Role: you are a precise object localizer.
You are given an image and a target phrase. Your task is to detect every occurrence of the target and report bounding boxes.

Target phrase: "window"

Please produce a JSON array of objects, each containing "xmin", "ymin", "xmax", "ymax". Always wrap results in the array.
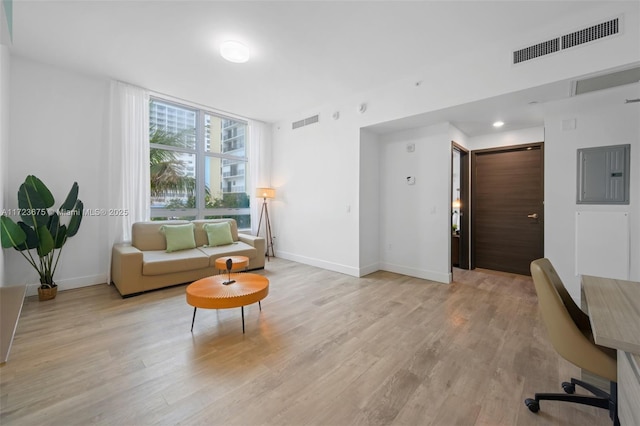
[{"xmin": 149, "ymin": 98, "xmax": 250, "ymax": 228}]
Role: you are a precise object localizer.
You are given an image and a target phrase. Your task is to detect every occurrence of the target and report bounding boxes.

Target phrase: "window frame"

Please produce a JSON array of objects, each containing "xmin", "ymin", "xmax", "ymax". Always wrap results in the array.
[{"xmin": 149, "ymin": 96, "xmax": 250, "ymax": 228}]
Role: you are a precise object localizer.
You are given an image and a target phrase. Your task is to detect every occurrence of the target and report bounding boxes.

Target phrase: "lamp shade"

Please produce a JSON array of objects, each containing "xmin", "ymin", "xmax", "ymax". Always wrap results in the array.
[{"xmin": 256, "ymin": 187, "xmax": 276, "ymax": 199}]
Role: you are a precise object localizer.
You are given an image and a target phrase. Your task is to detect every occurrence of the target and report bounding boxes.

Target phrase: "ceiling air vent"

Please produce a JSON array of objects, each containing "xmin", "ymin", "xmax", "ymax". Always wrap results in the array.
[
  {"xmin": 292, "ymin": 114, "xmax": 319, "ymax": 130},
  {"xmin": 513, "ymin": 16, "xmax": 622, "ymax": 64},
  {"xmin": 562, "ymin": 17, "xmax": 619, "ymax": 49}
]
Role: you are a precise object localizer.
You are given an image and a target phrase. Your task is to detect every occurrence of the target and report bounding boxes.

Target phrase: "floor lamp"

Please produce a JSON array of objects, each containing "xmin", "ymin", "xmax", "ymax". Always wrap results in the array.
[{"xmin": 256, "ymin": 187, "xmax": 275, "ymax": 260}]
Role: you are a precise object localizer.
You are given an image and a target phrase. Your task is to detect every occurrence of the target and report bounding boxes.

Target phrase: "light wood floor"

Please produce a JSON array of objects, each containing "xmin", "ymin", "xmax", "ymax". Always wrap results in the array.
[{"xmin": 1, "ymin": 259, "xmax": 611, "ymax": 425}]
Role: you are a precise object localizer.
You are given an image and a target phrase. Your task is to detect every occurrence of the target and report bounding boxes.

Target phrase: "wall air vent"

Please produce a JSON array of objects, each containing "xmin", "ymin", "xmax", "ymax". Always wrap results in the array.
[
  {"xmin": 513, "ymin": 38, "xmax": 560, "ymax": 64},
  {"xmin": 292, "ymin": 114, "xmax": 319, "ymax": 130},
  {"xmin": 304, "ymin": 115, "xmax": 319, "ymax": 126},
  {"xmin": 573, "ymin": 66, "xmax": 640, "ymax": 96},
  {"xmin": 513, "ymin": 16, "xmax": 622, "ymax": 65},
  {"xmin": 562, "ymin": 18, "xmax": 619, "ymax": 49}
]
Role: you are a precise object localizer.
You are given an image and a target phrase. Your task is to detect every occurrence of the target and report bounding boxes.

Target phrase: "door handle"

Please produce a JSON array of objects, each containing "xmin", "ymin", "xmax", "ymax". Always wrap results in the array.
[{"xmin": 527, "ymin": 213, "xmax": 539, "ymax": 219}]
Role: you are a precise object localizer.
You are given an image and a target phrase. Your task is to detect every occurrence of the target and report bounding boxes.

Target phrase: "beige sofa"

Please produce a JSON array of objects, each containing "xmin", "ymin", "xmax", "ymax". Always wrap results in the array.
[{"xmin": 111, "ymin": 219, "xmax": 265, "ymax": 297}]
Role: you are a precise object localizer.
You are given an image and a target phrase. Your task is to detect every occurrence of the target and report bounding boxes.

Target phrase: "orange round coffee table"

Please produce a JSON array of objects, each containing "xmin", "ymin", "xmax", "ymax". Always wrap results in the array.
[
  {"xmin": 214, "ymin": 255, "xmax": 249, "ymax": 273},
  {"xmin": 186, "ymin": 273, "xmax": 269, "ymax": 333}
]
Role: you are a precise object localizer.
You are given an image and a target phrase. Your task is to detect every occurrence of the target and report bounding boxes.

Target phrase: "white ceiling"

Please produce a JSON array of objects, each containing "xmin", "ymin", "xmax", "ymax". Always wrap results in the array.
[
  {"xmin": 7, "ymin": 1, "xmax": 633, "ymax": 131},
  {"xmin": 366, "ymin": 79, "xmax": 572, "ymax": 135}
]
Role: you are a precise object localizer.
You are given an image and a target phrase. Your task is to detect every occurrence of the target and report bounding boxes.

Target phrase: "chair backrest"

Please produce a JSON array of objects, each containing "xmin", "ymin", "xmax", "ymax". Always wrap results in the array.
[
  {"xmin": 535, "ymin": 258, "xmax": 591, "ymax": 332},
  {"xmin": 530, "ymin": 258, "xmax": 617, "ymax": 382}
]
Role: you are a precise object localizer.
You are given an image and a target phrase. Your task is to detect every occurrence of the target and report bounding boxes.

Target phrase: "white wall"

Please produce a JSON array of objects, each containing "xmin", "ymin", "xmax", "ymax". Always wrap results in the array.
[
  {"xmin": 449, "ymin": 126, "xmax": 469, "ymax": 151},
  {"xmin": 544, "ymin": 83, "xmax": 640, "ymax": 304},
  {"xmin": 359, "ymin": 122, "xmax": 469, "ymax": 282},
  {"xmin": 0, "ymin": 44, "xmax": 9, "ymax": 285},
  {"xmin": 468, "ymin": 127, "xmax": 544, "ymax": 151},
  {"xmin": 271, "ymin": 2, "xmax": 638, "ymax": 277},
  {"xmin": 270, "ymin": 110, "xmax": 362, "ymax": 275},
  {"xmin": 359, "ymin": 129, "xmax": 380, "ymax": 275},
  {"xmin": 7, "ymin": 57, "xmax": 110, "ymax": 294},
  {"xmin": 377, "ymin": 123, "xmax": 452, "ymax": 283}
]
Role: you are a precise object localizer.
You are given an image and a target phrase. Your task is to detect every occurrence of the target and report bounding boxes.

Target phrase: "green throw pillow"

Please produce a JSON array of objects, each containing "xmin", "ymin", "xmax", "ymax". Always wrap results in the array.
[
  {"xmin": 204, "ymin": 222, "xmax": 234, "ymax": 247},
  {"xmin": 160, "ymin": 223, "xmax": 196, "ymax": 252}
]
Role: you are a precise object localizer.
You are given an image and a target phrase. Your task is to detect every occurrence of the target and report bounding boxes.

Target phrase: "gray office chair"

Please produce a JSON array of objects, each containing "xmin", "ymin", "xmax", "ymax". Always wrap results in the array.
[{"xmin": 525, "ymin": 258, "xmax": 619, "ymax": 425}]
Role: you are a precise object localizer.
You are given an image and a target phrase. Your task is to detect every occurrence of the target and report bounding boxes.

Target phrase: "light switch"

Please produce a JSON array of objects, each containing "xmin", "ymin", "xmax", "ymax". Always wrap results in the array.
[{"xmin": 562, "ymin": 118, "xmax": 577, "ymax": 131}]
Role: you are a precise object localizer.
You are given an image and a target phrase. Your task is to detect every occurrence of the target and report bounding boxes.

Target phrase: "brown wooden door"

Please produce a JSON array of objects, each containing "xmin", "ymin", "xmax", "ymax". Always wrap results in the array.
[{"xmin": 471, "ymin": 143, "xmax": 544, "ymax": 275}]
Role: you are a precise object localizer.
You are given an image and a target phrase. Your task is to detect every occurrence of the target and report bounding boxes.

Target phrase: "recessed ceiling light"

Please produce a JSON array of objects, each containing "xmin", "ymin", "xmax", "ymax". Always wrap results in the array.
[
  {"xmin": 493, "ymin": 121, "xmax": 505, "ymax": 128},
  {"xmin": 220, "ymin": 40, "xmax": 250, "ymax": 63}
]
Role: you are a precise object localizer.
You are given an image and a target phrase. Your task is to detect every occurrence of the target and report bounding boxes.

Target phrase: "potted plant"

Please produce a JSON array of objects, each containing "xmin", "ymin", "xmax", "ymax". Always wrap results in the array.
[{"xmin": 0, "ymin": 175, "xmax": 83, "ymax": 301}]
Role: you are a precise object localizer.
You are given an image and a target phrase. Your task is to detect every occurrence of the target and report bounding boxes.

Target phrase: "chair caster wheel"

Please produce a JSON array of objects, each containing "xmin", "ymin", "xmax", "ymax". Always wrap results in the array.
[
  {"xmin": 562, "ymin": 382, "xmax": 576, "ymax": 394},
  {"xmin": 525, "ymin": 398, "xmax": 540, "ymax": 413}
]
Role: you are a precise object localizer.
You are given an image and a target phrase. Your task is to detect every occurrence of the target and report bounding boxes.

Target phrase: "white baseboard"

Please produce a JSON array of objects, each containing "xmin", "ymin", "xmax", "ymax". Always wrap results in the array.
[
  {"xmin": 275, "ymin": 250, "xmax": 360, "ymax": 277},
  {"xmin": 378, "ymin": 262, "xmax": 451, "ymax": 284},
  {"xmin": 358, "ymin": 262, "xmax": 380, "ymax": 277},
  {"xmin": 272, "ymin": 254, "xmax": 450, "ymax": 284},
  {"xmin": 25, "ymin": 273, "xmax": 108, "ymax": 296}
]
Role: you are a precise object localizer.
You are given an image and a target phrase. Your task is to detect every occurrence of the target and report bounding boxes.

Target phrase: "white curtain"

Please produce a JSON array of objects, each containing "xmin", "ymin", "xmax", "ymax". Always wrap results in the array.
[
  {"xmin": 248, "ymin": 120, "xmax": 272, "ymax": 235},
  {"xmin": 106, "ymin": 81, "xmax": 150, "ymax": 283}
]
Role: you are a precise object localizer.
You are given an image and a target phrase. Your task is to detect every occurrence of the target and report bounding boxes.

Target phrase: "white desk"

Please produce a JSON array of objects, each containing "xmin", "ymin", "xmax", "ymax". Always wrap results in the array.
[{"xmin": 582, "ymin": 275, "xmax": 640, "ymax": 426}]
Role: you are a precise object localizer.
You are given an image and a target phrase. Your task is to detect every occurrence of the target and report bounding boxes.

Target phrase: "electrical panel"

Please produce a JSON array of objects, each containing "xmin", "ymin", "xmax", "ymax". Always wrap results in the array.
[{"xmin": 577, "ymin": 144, "xmax": 630, "ymax": 204}]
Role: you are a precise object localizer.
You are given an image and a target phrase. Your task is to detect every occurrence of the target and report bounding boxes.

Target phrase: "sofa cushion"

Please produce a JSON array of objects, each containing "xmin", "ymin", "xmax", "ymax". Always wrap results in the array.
[
  {"xmin": 198, "ymin": 242, "xmax": 257, "ymax": 267},
  {"xmin": 161, "ymin": 223, "xmax": 196, "ymax": 252},
  {"xmin": 193, "ymin": 219, "xmax": 238, "ymax": 247},
  {"xmin": 203, "ymin": 222, "xmax": 234, "ymax": 247},
  {"xmin": 132, "ymin": 220, "xmax": 189, "ymax": 251},
  {"xmin": 142, "ymin": 249, "xmax": 209, "ymax": 276}
]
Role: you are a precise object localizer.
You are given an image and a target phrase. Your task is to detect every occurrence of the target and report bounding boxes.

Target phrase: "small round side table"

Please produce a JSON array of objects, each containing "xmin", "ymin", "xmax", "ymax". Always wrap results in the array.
[{"xmin": 214, "ymin": 255, "xmax": 249, "ymax": 274}]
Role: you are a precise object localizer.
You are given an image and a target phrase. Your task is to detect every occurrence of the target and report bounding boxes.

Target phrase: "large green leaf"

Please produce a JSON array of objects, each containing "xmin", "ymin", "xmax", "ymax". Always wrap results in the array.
[
  {"xmin": 24, "ymin": 175, "xmax": 55, "ymax": 208},
  {"xmin": 48, "ymin": 212, "xmax": 60, "ymax": 233},
  {"xmin": 0, "ymin": 216, "xmax": 26, "ymax": 248},
  {"xmin": 16, "ymin": 222, "xmax": 38, "ymax": 250},
  {"xmin": 36, "ymin": 226, "xmax": 54, "ymax": 257},
  {"xmin": 18, "ymin": 183, "xmax": 50, "ymax": 228},
  {"xmin": 53, "ymin": 225, "xmax": 67, "ymax": 249},
  {"xmin": 59, "ymin": 182, "xmax": 79, "ymax": 211},
  {"xmin": 67, "ymin": 199, "xmax": 83, "ymax": 237},
  {"xmin": 47, "ymin": 213, "xmax": 65, "ymax": 248}
]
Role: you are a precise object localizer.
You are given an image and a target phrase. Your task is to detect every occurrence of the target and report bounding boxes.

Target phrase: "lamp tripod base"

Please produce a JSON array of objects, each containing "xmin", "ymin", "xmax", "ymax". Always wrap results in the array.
[{"xmin": 257, "ymin": 198, "xmax": 275, "ymax": 260}]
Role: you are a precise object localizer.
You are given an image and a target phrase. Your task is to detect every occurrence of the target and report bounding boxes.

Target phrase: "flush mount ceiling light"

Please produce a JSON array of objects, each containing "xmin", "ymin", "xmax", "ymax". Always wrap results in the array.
[
  {"xmin": 493, "ymin": 121, "xmax": 505, "ymax": 128},
  {"xmin": 220, "ymin": 40, "xmax": 250, "ymax": 63}
]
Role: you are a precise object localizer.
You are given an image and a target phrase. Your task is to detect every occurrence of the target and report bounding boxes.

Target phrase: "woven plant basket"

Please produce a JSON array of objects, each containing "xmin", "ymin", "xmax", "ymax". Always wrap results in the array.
[{"xmin": 38, "ymin": 286, "xmax": 58, "ymax": 301}]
